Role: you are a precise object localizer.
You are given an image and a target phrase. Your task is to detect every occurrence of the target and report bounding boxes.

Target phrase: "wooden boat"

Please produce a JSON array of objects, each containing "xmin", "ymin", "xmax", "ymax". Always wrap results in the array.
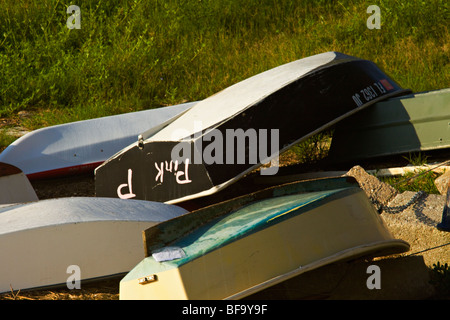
[
  {"xmin": 119, "ymin": 177, "xmax": 410, "ymax": 300},
  {"xmin": 0, "ymin": 102, "xmax": 195, "ymax": 180},
  {"xmin": 96, "ymin": 51, "xmax": 410, "ymax": 204},
  {"xmin": 0, "ymin": 197, "xmax": 187, "ymax": 293},
  {"xmin": 328, "ymin": 88, "xmax": 450, "ymax": 163}
]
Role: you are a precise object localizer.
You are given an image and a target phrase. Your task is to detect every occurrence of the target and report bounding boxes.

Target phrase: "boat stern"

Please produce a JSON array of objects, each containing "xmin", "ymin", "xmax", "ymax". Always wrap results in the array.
[{"xmin": 119, "ymin": 258, "xmax": 189, "ymax": 300}]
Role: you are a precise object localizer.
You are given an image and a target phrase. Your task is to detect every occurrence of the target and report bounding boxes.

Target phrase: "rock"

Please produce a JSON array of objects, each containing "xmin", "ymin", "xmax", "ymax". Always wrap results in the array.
[
  {"xmin": 435, "ymin": 170, "xmax": 450, "ymax": 195},
  {"xmin": 346, "ymin": 165, "xmax": 398, "ymax": 208}
]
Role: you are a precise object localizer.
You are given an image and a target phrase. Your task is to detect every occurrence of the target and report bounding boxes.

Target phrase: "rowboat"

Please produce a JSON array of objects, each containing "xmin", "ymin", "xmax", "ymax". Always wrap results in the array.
[
  {"xmin": 328, "ymin": 88, "xmax": 450, "ymax": 163},
  {"xmin": 0, "ymin": 102, "xmax": 195, "ymax": 180},
  {"xmin": 0, "ymin": 197, "xmax": 187, "ymax": 293},
  {"xmin": 0, "ymin": 162, "xmax": 38, "ymax": 204},
  {"xmin": 119, "ymin": 177, "xmax": 409, "ymax": 300},
  {"xmin": 95, "ymin": 51, "xmax": 410, "ymax": 204}
]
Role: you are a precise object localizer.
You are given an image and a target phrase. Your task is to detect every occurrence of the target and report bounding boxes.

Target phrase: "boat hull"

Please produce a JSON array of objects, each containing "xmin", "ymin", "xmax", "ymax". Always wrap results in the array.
[
  {"xmin": 0, "ymin": 162, "xmax": 38, "ymax": 204},
  {"xmin": 0, "ymin": 102, "xmax": 195, "ymax": 180},
  {"xmin": 96, "ymin": 52, "xmax": 410, "ymax": 204},
  {"xmin": 120, "ymin": 179, "xmax": 409, "ymax": 300},
  {"xmin": 329, "ymin": 88, "xmax": 450, "ymax": 162},
  {"xmin": 0, "ymin": 197, "xmax": 187, "ymax": 293}
]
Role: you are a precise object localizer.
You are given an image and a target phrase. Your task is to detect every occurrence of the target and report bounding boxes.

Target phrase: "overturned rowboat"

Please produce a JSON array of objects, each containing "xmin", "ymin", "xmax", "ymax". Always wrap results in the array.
[
  {"xmin": 119, "ymin": 177, "xmax": 409, "ymax": 300},
  {"xmin": 328, "ymin": 88, "xmax": 450, "ymax": 163},
  {"xmin": 0, "ymin": 162, "xmax": 38, "ymax": 204},
  {"xmin": 0, "ymin": 102, "xmax": 194, "ymax": 180},
  {"xmin": 0, "ymin": 197, "xmax": 187, "ymax": 293},
  {"xmin": 95, "ymin": 51, "xmax": 410, "ymax": 204}
]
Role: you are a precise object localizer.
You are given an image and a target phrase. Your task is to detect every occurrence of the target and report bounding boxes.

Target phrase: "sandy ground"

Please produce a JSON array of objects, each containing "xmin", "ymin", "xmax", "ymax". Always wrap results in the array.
[{"xmin": 348, "ymin": 166, "xmax": 449, "ymax": 269}]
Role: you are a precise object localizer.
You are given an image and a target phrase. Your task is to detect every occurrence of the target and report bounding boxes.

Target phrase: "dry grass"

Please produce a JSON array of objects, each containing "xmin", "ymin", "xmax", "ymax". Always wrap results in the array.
[{"xmin": 0, "ymin": 278, "xmax": 120, "ymax": 300}]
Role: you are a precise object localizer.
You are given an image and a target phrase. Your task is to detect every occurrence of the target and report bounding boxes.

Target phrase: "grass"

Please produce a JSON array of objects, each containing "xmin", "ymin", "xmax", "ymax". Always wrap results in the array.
[
  {"xmin": 287, "ymin": 131, "xmax": 332, "ymax": 165},
  {"xmin": 0, "ymin": 0, "xmax": 448, "ymax": 141},
  {"xmin": 379, "ymin": 153, "xmax": 443, "ymax": 194},
  {"xmin": 389, "ymin": 170, "xmax": 441, "ymax": 194}
]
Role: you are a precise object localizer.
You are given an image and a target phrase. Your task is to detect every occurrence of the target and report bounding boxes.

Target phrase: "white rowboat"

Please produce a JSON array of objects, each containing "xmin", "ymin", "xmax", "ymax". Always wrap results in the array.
[
  {"xmin": 0, "ymin": 197, "xmax": 187, "ymax": 293},
  {"xmin": 0, "ymin": 102, "xmax": 195, "ymax": 180},
  {"xmin": 0, "ymin": 163, "xmax": 38, "ymax": 204}
]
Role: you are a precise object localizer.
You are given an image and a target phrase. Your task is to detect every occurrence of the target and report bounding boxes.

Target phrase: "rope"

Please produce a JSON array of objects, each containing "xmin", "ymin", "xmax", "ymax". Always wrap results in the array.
[{"xmin": 406, "ymin": 241, "xmax": 450, "ymax": 256}]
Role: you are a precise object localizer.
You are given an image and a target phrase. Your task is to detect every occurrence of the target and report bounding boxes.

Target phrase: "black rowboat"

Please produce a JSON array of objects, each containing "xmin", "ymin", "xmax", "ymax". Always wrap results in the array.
[{"xmin": 95, "ymin": 52, "xmax": 410, "ymax": 203}]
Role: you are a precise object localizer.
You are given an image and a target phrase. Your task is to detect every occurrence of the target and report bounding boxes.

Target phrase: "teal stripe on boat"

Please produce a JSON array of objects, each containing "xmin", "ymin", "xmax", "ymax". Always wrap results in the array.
[{"xmin": 166, "ymin": 188, "xmax": 359, "ymax": 267}]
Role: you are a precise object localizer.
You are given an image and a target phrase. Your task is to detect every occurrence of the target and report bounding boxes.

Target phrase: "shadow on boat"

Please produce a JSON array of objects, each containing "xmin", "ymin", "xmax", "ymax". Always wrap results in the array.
[{"xmin": 245, "ymin": 254, "xmax": 435, "ymax": 300}]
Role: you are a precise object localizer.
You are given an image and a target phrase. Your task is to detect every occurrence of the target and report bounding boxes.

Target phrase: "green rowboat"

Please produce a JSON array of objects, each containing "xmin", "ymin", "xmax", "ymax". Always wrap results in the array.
[{"xmin": 329, "ymin": 88, "xmax": 450, "ymax": 162}]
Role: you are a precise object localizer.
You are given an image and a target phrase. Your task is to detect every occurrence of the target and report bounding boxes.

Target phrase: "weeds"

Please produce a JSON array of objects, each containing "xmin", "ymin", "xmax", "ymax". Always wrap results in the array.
[
  {"xmin": 382, "ymin": 170, "xmax": 441, "ymax": 194},
  {"xmin": 430, "ymin": 262, "xmax": 450, "ymax": 298},
  {"xmin": 289, "ymin": 132, "xmax": 332, "ymax": 165},
  {"xmin": 0, "ymin": 0, "xmax": 448, "ymax": 147},
  {"xmin": 380, "ymin": 153, "xmax": 442, "ymax": 194}
]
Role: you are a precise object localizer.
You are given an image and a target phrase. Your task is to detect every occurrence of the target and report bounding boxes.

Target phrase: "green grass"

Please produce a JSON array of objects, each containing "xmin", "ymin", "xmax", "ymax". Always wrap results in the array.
[
  {"xmin": 0, "ymin": 0, "xmax": 449, "ymax": 140},
  {"xmin": 382, "ymin": 170, "xmax": 441, "ymax": 194},
  {"xmin": 288, "ymin": 131, "xmax": 332, "ymax": 165},
  {"xmin": 380, "ymin": 153, "xmax": 442, "ymax": 194}
]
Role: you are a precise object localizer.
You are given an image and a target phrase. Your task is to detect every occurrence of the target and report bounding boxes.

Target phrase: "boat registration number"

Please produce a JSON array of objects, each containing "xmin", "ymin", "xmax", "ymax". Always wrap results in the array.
[{"xmin": 352, "ymin": 80, "xmax": 391, "ymax": 107}]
